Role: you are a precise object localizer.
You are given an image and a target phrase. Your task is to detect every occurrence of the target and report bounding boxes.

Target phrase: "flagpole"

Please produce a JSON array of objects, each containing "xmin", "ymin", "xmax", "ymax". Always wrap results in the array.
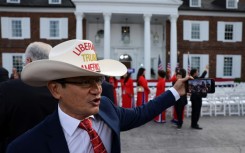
[{"xmin": 187, "ymin": 51, "xmax": 190, "ymax": 75}]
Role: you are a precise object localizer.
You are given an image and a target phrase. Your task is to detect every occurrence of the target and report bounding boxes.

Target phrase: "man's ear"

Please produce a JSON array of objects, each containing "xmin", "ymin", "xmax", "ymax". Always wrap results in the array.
[
  {"xmin": 26, "ymin": 57, "xmax": 32, "ymax": 64},
  {"xmin": 47, "ymin": 81, "xmax": 61, "ymax": 100}
]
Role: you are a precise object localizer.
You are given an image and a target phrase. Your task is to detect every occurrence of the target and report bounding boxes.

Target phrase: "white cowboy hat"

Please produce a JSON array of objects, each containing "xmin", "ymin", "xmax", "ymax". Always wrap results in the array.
[{"xmin": 21, "ymin": 39, "xmax": 127, "ymax": 86}]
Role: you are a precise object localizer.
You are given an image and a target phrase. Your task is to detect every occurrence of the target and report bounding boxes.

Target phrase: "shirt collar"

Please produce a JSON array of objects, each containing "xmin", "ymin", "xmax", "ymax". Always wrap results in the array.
[{"xmin": 58, "ymin": 104, "xmax": 94, "ymax": 136}]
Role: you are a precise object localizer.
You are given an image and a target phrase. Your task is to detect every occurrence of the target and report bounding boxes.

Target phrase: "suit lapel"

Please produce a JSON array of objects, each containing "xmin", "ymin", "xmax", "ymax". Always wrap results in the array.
[
  {"xmin": 45, "ymin": 110, "xmax": 70, "ymax": 153},
  {"xmin": 98, "ymin": 97, "xmax": 120, "ymax": 136}
]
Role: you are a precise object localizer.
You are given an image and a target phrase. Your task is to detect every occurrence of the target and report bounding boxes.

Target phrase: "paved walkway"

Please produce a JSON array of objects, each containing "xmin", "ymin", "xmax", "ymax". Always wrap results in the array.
[{"xmin": 121, "ymin": 116, "xmax": 245, "ymax": 153}]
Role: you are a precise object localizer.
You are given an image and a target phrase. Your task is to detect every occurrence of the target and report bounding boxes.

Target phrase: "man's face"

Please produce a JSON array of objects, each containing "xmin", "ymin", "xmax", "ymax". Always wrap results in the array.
[{"xmin": 48, "ymin": 76, "xmax": 103, "ymax": 120}]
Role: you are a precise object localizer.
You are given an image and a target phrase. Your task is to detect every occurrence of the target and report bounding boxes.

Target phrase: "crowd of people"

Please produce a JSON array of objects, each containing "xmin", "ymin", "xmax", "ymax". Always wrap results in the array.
[
  {"xmin": 0, "ymin": 39, "xmax": 210, "ymax": 153},
  {"xmin": 100, "ymin": 64, "xmax": 208, "ymax": 131}
]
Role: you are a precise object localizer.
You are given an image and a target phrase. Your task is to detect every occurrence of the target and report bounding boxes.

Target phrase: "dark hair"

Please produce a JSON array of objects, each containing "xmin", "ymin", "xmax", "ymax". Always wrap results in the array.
[
  {"xmin": 124, "ymin": 72, "xmax": 132, "ymax": 84},
  {"xmin": 158, "ymin": 70, "xmax": 166, "ymax": 78},
  {"xmin": 136, "ymin": 67, "xmax": 145, "ymax": 85},
  {"xmin": 190, "ymin": 69, "xmax": 197, "ymax": 77},
  {"xmin": 176, "ymin": 68, "xmax": 186, "ymax": 78},
  {"xmin": 54, "ymin": 78, "xmax": 67, "ymax": 88},
  {"xmin": 0, "ymin": 67, "xmax": 9, "ymax": 82},
  {"xmin": 104, "ymin": 76, "xmax": 110, "ymax": 82}
]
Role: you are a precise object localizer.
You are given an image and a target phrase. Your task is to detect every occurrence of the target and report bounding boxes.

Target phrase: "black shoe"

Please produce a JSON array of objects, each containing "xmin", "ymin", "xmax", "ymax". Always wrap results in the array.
[
  {"xmin": 191, "ymin": 125, "xmax": 203, "ymax": 130},
  {"xmin": 177, "ymin": 125, "xmax": 182, "ymax": 130}
]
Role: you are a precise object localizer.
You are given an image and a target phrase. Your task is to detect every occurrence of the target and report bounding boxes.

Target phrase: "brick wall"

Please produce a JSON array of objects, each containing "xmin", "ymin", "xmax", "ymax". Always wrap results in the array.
[{"xmin": 166, "ymin": 15, "xmax": 245, "ymax": 81}]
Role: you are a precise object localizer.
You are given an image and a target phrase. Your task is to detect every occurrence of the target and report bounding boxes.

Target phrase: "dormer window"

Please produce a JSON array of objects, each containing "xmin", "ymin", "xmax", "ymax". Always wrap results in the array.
[
  {"xmin": 226, "ymin": 0, "xmax": 238, "ymax": 9},
  {"xmin": 49, "ymin": 0, "xmax": 61, "ymax": 4},
  {"xmin": 7, "ymin": 0, "xmax": 20, "ymax": 3},
  {"xmin": 190, "ymin": 0, "xmax": 201, "ymax": 7}
]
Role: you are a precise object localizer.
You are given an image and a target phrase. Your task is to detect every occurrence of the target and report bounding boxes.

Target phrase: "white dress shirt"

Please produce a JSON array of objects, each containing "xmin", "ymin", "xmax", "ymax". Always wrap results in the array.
[{"xmin": 58, "ymin": 106, "xmax": 112, "ymax": 153}]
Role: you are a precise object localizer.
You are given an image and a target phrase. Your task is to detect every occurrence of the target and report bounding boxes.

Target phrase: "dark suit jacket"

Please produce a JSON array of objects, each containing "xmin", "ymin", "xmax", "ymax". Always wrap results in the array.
[
  {"xmin": 0, "ymin": 67, "xmax": 9, "ymax": 83},
  {"xmin": 101, "ymin": 81, "xmax": 115, "ymax": 102},
  {"xmin": 0, "ymin": 79, "xmax": 58, "ymax": 153},
  {"xmin": 6, "ymin": 90, "xmax": 175, "ymax": 153}
]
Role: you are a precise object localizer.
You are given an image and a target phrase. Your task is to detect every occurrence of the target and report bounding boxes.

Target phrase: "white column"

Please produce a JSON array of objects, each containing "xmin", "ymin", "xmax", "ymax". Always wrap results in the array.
[
  {"xmin": 74, "ymin": 12, "xmax": 84, "ymax": 40},
  {"xmin": 143, "ymin": 14, "xmax": 152, "ymax": 79},
  {"xmin": 169, "ymin": 15, "xmax": 178, "ymax": 77},
  {"xmin": 103, "ymin": 12, "xmax": 111, "ymax": 59}
]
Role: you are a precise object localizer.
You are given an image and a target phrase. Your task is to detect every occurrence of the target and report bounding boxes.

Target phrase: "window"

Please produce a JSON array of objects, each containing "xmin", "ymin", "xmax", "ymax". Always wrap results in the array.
[
  {"xmin": 224, "ymin": 24, "xmax": 233, "ymax": 40},
  {"xmin": 1, "ymin": 17, "xmax": 30, "ymax": 39},
  {"xmin": 190, "ymin": 0, "xmax": 201, "ymax": 7},
  {"xmin": 223, "ymin": 57, "xmax": 232, "ymax": 76},
  {"xmin": 216, "ymin": 55, "xmax": 241, "ymax": 78},
  {"xmin": 191, "ymin": 56, "xmax": 201, "ymax": 73},
  {"xmin": 226, "ymin": 0, "xmax": 238, "ymax": 9},
  {"xmin": 12, "ymin": 20, "xmax": 22, "ymax": 37},
  {"xmin": 49, "ymin": 0, "xmax": 61, "ymax": 4},
  {"xmin": 121, "ymin": 26, "xmax": 130, "ymax": 44},
  {"xmin": 40, "ymin": 18, "xmax": 68, "ymax": 39},
  {"xmin": 7, "ymin": 0, "xmax": 20, "ymax": 3},
  {"xmin": 183, "ymin": 54, "xmax": 209, "ymax": 77},
  {"xmin": 12, "ymin": 55, "xmax": 24, "ymax": 73},
  {"xmin": 191, "ymin": 23, "xmax": 200, "ymax": 39},
  {"xmin": 183, "ymin": 20, "xmax": 209, "ymax": 41},
  {"xmin": 2, "ymin": 53, "xmax": 25, "ymax": 77},
  {"xmin": 50, "ymin": 20, "xmax": 60, "ymax": 37},
  {"xmin": 217, "ymin": 22, "xmax": 242, "ymax": 42}
]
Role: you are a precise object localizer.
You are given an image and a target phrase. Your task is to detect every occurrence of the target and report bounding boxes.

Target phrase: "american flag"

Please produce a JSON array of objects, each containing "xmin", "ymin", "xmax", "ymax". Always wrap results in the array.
[
  {"xmin": 158, "ymin": 55, "xmax": 163, "ymax": 70},
  {"xmin": 187, "ymin": 52, "xmax": 191, "ymax": 75},
  {"xmin": 176, "ymin": 63, "xmax": 180, "ymax": 72},
  {"xmin": 166, "ymin": 62, "xmax": 171, "ymax": 79},
  {"xmin": 167, "ymin": 62, "xmax": 171, "ymax": 72}
]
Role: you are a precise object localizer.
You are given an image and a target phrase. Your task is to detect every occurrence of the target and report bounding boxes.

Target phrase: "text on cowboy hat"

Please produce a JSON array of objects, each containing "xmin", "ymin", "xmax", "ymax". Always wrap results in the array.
[{"xmin": 72, "ymin": 42, "xmax": 95, "ymax": 56}]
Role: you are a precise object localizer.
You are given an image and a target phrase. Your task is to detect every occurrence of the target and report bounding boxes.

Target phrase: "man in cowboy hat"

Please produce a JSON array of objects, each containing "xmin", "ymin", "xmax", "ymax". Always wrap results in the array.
[{"xmin": 7, "ymin": 39, "xmax": 190, "ymax": 153}]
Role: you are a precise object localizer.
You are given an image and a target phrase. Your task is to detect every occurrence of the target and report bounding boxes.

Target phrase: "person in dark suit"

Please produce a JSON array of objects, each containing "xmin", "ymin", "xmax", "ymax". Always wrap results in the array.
[
  {"xmin": 6, "ymin": 40, "xmax": 190, "ymax": 153},
  {"xmin": 101, "ymin": 80, "xmax": 115, "ymax": 102},
  {"xmin": 0, "ymin": 42, "xmax": 58, "ymax": 153},
  {"xmin": 0, "ymin": 67, "xmax": 9, "ymax": 83},
  {"xmin": 190, "ymin": 65, "xmax": 208, "ymax": 130}
]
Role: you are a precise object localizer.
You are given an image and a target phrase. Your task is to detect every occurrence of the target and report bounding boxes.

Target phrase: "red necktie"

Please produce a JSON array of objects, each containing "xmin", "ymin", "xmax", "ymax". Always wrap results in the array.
[{"xmin": 79, "ymin": 118, "xmax": 107, "ymax": 153}]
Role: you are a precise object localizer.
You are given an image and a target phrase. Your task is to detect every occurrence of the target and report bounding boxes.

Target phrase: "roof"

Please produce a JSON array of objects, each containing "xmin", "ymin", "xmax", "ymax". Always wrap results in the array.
[
  {"xmin": 179, "ymin": 0, "xmax": 245, "ymax": 12},
  {"xmin": 0, "ymin": 0, "xmax": 75, "ymax": 8},
  {"xmin": 0, "ymin": 0, "xmax": 245, "ymax": 12}
]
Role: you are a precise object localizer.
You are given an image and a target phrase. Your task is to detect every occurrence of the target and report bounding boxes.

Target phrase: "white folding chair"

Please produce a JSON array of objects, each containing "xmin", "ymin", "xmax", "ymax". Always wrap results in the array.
[
  {"xmin": 201, "ymin": 98, "xmax": 212, "ymax": 117},
  {"xmin": 210, "ymin": 95, "xmax": 226, "ymax": 116},
  {"xmin": 224, "ymin": 96, "xmax": 240, "ymax": 116},
  {"xmin": 185, "ymin": 99, "xmax": 192, "ymax": 117}
]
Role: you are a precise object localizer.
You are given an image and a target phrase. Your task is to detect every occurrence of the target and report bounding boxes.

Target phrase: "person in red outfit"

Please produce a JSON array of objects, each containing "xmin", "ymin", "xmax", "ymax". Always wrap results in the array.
[
  {"xmin": 154, "ymin": 70, "xmax": 167, "ymax": 123},
  {"xmin": 136, "ymin": 67, "xmax": 150, "ymax": 106},
  {"xmin": 109, "ymin": 76, "xmax": 118, "ymax": 106},
  {"xmin": 121, "ymin": 72, "xmax": 134, "ymax": 108}
]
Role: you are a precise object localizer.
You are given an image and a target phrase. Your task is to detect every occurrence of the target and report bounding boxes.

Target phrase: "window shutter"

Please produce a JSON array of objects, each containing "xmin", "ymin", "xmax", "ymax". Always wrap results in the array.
[
  {"xmin": 1, "ymin": 17, "xmax": 10, "ymax": 38},
  {"xmin": 183, "ymin": 54, "xmax": 188, "ymax": 70},
  {"xmin": 60, "ymin": 18, "xmax": 68, "ymax": 39},
  {"xmin": 217, "ymin": 22, "xmax": 224, "ymax": 41},
  {"xmin": 2, "ymin": 53, "xmax": 13, "ymax": 77},
  {"xmin": 216, "ymin": 55, "xmax": 223, "ymax": 78},
  {"xmin": 232, "ymin": 55, "xmax": 241, "ymax": 78},
  {"xmin": 234, "ymin": 22, "xmax": 242, "ymax": 42},
  {"xmin": 201, "ymin": 21, "xmax": 209, "ymax": 41},
  {"xmin": 183, "ymin": 20, "xmax": 190, "ymax": 40},
  {"xmin": 22, "ymin": 18, "xmax": 30, "ymax": 39},
  {"xmin": 40, "ymin": 18, "xmax": 49, "ymax": 39},
  {"xmin": 201, "ymin": 54, "xmax": 209, "ymax": 77}
]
